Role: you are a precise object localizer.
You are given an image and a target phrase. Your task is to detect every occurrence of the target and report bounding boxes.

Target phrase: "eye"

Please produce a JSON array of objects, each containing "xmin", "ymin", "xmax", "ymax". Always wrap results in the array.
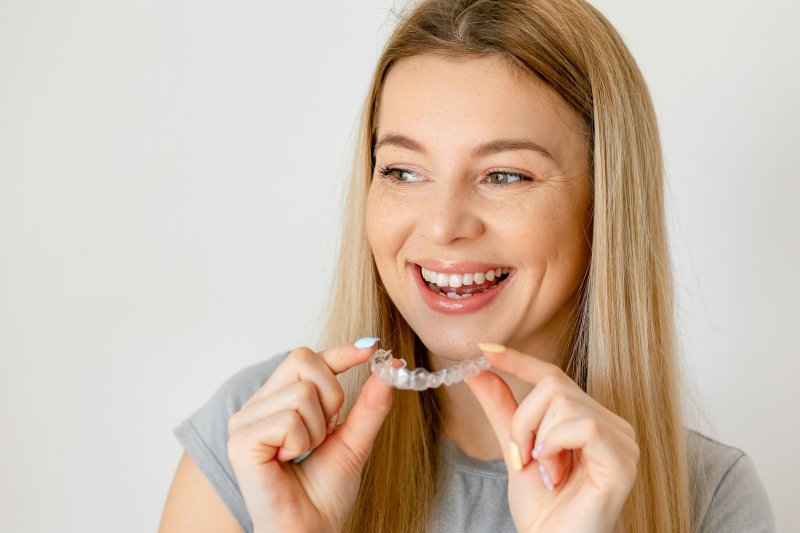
[
  {"xmin": 376, "ymin": 164, "xmax": 424, "ymax": 183},
  {"xmin": 484, "ymin": 171, "xmax": 532, "ymax": 186}
]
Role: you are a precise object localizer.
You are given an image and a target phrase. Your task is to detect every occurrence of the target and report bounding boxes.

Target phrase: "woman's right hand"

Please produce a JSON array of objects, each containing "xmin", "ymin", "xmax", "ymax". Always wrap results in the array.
[{"xmin": 226, "ymin": 339, "xmax": 391, "ymax": 533}]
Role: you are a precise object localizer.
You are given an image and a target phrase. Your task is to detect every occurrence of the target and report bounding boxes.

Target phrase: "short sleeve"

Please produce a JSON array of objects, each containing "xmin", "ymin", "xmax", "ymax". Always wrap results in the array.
[
  {"xmin": 172, "ymin": 351, "xmax": 290, "ymax": 533},
  {"xmin": 696, "ymin": 452, "xmax": 776, "ymax": 532}
]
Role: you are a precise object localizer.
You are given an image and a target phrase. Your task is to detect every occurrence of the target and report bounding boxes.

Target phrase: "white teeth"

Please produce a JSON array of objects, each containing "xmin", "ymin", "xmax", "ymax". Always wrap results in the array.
[
  {"xmin": 461, "ymin": 293, "xmax": 472, "ymax": 298},
  {"xmin": 419, "ymin": 264, "xmax": 510, "ymax": 290},
  {"xmin": 446, "ymin": 292, "xmax": 460, "ymax": 299}
]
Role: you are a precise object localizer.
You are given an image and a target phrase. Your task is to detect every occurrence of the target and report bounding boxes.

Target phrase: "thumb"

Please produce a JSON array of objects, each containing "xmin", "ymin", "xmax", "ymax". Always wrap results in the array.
[
  {"xmin": 327, "ymin": 373, "xmax": 393, "ymax": 466},
  {"xmin": 465, "ymin": 370, "xmax": 518, "ymax": 461}
]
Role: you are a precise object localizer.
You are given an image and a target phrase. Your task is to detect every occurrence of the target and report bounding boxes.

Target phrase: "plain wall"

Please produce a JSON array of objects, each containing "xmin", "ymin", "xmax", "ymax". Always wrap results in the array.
[{"xmin": 0, "ymin": 0, "xmax": 797, "ymax": 531}]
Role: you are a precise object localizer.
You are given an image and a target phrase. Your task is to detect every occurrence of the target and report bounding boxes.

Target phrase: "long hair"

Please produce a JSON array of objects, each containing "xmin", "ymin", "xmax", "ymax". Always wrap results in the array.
[{"xmin": 319, "ymin": 1, "xmax": 692, "ymax": 531}]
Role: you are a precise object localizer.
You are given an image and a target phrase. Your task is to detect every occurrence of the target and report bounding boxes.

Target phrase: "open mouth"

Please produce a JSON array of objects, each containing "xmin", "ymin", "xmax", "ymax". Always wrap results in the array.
[{"xmin": 416, "ymin": 264, "xmax": 512, "ymax": 300}]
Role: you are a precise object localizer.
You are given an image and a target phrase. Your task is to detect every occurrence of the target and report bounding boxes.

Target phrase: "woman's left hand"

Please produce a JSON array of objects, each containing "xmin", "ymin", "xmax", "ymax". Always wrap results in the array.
[{"xmin": 465, "ymin": 344, "xmax": 640, "ymax": 533}]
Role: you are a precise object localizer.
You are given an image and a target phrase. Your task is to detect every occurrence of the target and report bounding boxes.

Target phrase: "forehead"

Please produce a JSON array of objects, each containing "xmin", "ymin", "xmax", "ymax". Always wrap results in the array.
[{"xmin": 376, "ymin": 53, "xmax": 586, "ymax": 167}]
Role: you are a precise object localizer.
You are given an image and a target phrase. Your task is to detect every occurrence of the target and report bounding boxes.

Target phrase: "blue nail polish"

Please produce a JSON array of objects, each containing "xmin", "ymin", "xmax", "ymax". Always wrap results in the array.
[
  {"xmin": 292, "ymin": 450, "xmax": 313, "ymax": 464},
  {"xmin": 354, "ymin": 337, "xmax": 380, "ymax": 349}
]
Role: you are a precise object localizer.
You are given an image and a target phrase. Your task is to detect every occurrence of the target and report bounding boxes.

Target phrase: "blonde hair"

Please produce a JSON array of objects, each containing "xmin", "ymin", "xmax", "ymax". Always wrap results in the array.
[{"xmin": 320, "ymin": 0, "xmax": 692, "ymax": 531}]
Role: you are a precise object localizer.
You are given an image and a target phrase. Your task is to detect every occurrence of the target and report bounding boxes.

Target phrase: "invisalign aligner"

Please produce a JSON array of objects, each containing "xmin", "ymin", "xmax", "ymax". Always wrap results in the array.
[{"xmin": 369, "ymin": 348, "xmax": 490, "ymax": 391}]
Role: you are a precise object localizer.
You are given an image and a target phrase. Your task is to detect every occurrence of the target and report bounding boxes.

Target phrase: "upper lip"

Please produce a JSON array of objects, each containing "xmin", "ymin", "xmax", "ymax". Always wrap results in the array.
[{"xmin": 412, "ymin": 259, "xmax": 512, "ymax": 274}]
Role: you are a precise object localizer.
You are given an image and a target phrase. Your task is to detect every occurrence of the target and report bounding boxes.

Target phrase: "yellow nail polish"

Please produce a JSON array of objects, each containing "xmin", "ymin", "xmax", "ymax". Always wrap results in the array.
[
  {"xmin": 508, "ymin": 441, "xmax": 523, "ymax": 471},
  {"xmin": 478, "ymin": 342, "xmax": 507, "ymax": 353}
]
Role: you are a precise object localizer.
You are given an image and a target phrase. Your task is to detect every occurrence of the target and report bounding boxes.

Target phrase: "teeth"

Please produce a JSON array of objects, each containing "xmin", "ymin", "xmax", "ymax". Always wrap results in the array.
[
  {"xmin": 418, "ymin": 264, "xmax": 511, "ymax": 293},
  {"xmin": 446, "ymin": 292, "xmax": 460, "ymax": 299}
]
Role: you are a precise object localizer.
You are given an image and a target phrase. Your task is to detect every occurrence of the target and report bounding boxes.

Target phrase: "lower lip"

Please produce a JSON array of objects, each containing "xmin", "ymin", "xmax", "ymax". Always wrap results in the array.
[{"xmin": 411, "ymin": 264, "xmax": 512, "ymax": 314}]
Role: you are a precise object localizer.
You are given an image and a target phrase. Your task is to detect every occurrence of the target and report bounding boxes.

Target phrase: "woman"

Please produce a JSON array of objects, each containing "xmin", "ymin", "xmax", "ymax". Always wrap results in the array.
[{"xmin": 160, "ymin": 0, "xmax": 775, "ymax": 531}]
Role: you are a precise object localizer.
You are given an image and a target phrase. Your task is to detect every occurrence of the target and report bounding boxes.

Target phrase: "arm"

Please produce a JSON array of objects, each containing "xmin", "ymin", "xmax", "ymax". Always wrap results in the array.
[{"xmin": 158, "ymin": 450, "xmax": 244, "ymax": 533}]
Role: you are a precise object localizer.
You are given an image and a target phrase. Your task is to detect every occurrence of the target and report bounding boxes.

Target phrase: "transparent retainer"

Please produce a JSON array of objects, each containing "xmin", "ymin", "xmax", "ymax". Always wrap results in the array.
[{"xmin": 369, "ymin": 348, "xmax": 490, "ymax": 391}]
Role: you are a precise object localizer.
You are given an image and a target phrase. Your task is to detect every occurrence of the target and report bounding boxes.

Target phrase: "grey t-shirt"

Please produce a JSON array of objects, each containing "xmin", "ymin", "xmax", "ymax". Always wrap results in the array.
[{"xmin": 173, "ymin": 351, "xmax": 776, "ymax": 532}]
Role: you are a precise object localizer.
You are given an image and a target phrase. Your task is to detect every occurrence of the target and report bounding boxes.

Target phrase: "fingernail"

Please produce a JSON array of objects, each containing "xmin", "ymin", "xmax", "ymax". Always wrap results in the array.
[
  {"xmin": 326, "ymin": 413, "xmax": 339, "ymax": 434},
  {"xmin": 539, "ymin": 463, "xmax": 554, "ymax": 491},
  {"xmin": 354, "ymin": 337, "xmax": 380, "ymax": 349},
  {"xmin": 508, "ymin": 441, "xmax": 523, "ymax": 471},
  {"xmin": 292, "ymin": 450, "xmax": 312, "ymax": 464},
  {"xmin": 477, "ymin": 342, "xmax": 506, "ymax": 353},
  {"xmin": 532, "ymin": 441, "xmax": 543, "ymax": 460}
]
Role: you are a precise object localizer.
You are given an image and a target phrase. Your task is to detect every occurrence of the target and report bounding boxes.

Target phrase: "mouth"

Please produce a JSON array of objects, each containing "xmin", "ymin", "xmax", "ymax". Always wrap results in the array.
[
  {"xmin": 419, "ymin": 265, "xmax": 512, "ymax": 299},
  {"xmin": 410, "ymin": 261, "xmax": 514, "ymax": 314}
]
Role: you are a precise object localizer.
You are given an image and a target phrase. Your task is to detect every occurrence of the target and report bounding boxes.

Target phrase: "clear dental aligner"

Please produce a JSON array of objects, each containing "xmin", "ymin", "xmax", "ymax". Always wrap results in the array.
[{"xmin": 369, "ymin": 348, "xmax": 490, "ymax": 391}]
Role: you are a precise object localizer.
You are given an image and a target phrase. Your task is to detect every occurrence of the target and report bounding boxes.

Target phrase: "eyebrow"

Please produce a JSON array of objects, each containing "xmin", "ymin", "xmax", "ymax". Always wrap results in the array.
[{"xmin": 373, "ymin": 132, "xmax": 556, "ymax": 161}]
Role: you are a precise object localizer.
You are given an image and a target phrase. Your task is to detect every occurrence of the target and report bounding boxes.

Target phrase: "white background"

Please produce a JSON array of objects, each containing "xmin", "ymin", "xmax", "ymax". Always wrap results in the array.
[{"xmin": 1, "ymin": 1, "xmax": 797, "ymax": 531}]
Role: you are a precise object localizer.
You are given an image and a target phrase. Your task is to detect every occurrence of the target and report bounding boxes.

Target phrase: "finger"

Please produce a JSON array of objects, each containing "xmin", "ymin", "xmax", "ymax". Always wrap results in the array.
[
  {"xmin": 317, "ymin": 337, "xmax": 381, "ymax": 374},
  {"xmin": 326, "ymin": 372, "xmax": 393, "ymax": 467},
  {"xmin": 464, "ymin": 370, "xmax": 518, "ymax": 469},
  {"xmin": 508, "ymin": 374, "xmax": 581, "ymax": 467},
  {"xmin": 478, "ymin": 343, "xmax": 570, "ymax": 386},
  {"xmin": 229, "ymin": 380, "xmax": 327, "ymax": 450},
  {"xmin": 535, "ymin": 417, "xmax": 639, "ymax": 490},
  {"xmin": 228, "ymin": 410, "xmax": 311, "ymax": 465},
  {"xmin": 244, "ymin": 346, "xmax": 347, "ymax": 419}
]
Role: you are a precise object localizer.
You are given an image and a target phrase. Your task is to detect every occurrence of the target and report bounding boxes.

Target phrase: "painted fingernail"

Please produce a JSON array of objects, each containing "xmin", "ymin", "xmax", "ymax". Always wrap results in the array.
[
  {"xmin": 508, "ymin": 441, "xmax": 523, "ymax": 471},
  {"xmin": 477, "ymin": 342, "xmax": 506, "ymax": 353},
  {"xmin": 354, "ymin": 337, "xmax": 380, "ymax": 349},
  {"xmin": 539, "ymin": 463, "xmax": 554, "ymax": 491},
  {"xmin": 292, "ymin": 450, "xmax": 312, "ymax": 464},
  {"xmin": 532, "ymin": 441, "xmax": 544, "ymax": 460},
  {"xmin": 326, "ymin": 413, "xmax": 339, "ymax": 434}
]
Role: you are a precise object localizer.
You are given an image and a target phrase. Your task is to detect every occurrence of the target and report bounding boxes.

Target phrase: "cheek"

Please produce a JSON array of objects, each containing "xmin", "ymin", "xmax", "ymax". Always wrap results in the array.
[
  {"xmin": 502, "ymin": 196, "xmax": 590, "ymax": 270},
  {"xmin": 365, "ymin": 187, "xmax": 414, "ymax": 269}
]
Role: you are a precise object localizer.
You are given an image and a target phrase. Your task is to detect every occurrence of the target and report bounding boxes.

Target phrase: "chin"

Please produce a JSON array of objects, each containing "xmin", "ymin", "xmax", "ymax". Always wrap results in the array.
[{"xmin": 412, "ymin": 325, "xmax": 492, "ymax": 363}]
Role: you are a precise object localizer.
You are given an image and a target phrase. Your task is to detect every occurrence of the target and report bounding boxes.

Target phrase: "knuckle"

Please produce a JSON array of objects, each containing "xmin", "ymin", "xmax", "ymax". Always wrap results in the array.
[
  {"xmin": 330, "ymin": 383, "xmax": 345, "ymax": 408},
  {"xmin": 281, "ymin": 409, "xmax": 303, "ymax": 430},
  {"xmin": 550, "ymin": 393, "xmax": 572, "ymax": 416},
  {"xmin": 294, "ymin": 380, "xmax": 318, "ymax": 404},
  {"xmin": 287, "ymin": 346, "xmax": 315, "ymax": 367},
  {"xmin": 585, "ymin": 417, "xmax": 603, "ymax": 438},
  {"xmin": 227, "ymin": 411, "xmax": 240, "ymax": 433},
  {"xmin": 538, "ymin": 374, "xmax": 565, "ymax": 395},
  {"xmin": 226, "ymin": 432, "xmax": 244, "ymax": 459}
]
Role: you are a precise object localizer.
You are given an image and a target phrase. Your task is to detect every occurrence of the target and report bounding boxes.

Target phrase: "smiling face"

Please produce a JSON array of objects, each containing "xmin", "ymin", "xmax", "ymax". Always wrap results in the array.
[{"xmin": 366, "ymin": 53, "xmax": 592, "ymax": 367}]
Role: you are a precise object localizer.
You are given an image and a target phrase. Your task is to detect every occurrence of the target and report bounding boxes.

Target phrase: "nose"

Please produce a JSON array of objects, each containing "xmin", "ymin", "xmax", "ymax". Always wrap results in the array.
[{"xmin": 417, "ymin": 181, "xmax": 485, "ymax": 246}]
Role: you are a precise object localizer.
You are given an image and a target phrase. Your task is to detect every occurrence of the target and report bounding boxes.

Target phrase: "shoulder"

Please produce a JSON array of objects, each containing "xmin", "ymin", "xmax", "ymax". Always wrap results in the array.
[
  {"xmin": 171, "ymin": 350, "xmax": 293, "ymax": 533},
  {"xmin": 686, "ymin": 429, "xmax": 776, "ymax": 532},
  {"xmin": 202, "ymin": 350, "xmax": 293, "ymax": 415}
]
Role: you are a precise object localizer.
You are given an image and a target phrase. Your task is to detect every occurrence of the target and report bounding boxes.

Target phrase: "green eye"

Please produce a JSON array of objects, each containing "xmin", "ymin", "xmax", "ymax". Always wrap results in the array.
[
  {"xmin": 376, "ymin": 165, "xmax": 424, "ymax": 183},
  {"xmin": 487, "ymin": 172, "xmax": 529, "ymax": 185}
]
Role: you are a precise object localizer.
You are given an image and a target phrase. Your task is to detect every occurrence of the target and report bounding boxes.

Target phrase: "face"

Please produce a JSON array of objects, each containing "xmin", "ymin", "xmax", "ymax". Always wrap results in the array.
[{"xmin": 366, "ymin": 53, "xmax": 592, "ymax": 366}]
